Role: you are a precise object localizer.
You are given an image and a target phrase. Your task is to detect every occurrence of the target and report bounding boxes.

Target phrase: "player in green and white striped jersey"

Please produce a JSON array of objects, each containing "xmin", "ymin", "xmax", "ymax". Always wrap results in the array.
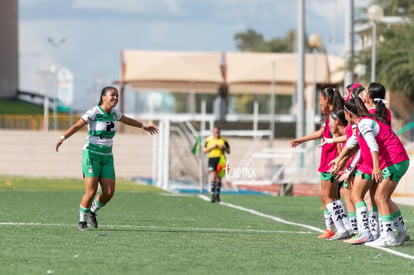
[{"xmin": 56, "ymin": 86, "xmax": 159, "ymax": 231}]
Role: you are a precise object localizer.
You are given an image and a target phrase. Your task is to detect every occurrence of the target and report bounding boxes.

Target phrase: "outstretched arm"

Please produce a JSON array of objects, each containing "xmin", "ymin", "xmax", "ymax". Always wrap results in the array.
[
  {"xmin": 318, "ymin": 134, "xmax": 347, "ymax": 147},
  {"xmin": 289, "ymin": 127, "xmax": 324, "ymax": 148},
  {"xmin": 120, "ymin": 115, "xmax": 159, "ymax": 135},
  {"xmin": 56, "ymin": 119, "xmax": 87, "ymax": 152}
]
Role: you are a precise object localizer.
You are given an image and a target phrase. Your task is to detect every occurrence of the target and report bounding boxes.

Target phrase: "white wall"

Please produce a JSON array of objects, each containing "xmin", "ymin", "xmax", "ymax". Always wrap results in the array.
[{"xmin": 0, "ymin": 130, "xmax": 155, "ymax": 179}]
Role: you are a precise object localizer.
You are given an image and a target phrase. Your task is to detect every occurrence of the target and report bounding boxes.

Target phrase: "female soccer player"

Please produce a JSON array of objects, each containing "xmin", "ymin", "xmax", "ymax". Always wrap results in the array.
[
  {"xmin": 290, "ymin": 87, "xmax": 349, "ymax": 240},
  {"xmin": 330, "ymin": 97, "xmax": 410, "ymax": 246},
  {"xmin": 56, "ymin": 86, "xmax": 159, "ymax": 231},
  {"xmin": 325, "ymin": 109, "xmax": 356, "ymax": 237}
]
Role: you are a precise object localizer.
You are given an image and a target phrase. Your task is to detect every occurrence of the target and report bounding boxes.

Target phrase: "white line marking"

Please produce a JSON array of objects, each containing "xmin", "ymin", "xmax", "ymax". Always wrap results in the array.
[
  {"xmin": 198, "ymin": 194, "xmax": 414, "ymax": 260},
  {"xmin": 199, "ymin": 194, "xmax": 323, "ymax": 232},
  {"xmin": 0, "ymin": 222, "xmax": 311, "ymax": 235}
]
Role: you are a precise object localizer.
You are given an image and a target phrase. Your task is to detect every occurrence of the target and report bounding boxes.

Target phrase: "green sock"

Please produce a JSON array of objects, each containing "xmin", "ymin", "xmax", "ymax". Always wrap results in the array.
[{"xmin": 90, "ymin": 198, "xmax": 105, "ymax": 213}]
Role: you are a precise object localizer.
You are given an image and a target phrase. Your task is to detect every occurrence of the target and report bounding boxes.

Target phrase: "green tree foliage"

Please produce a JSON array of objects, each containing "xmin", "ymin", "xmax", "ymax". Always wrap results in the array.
[
  {"xmin": 234, "ymin": 28, "xmax": 302, "ymax": 53},
  {"xmin": 234, "ymin": 28, "xmax": 265, "ymax": 52},
  {"xmin": 233, "ymin": 28, "xmax": 306, "ymax": 114},
  {"xmin": 375, "ymin": 0, "xmax": 414, "ymax": 15},
  {"xmin": 356, "ymin": 0, "xmax": 414, "ymax": 100}
]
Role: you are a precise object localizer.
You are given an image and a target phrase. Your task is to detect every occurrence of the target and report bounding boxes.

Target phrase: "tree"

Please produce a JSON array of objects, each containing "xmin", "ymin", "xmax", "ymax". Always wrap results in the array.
[
  {"xmin": 234, "ymin": 28, "xmax": 310, "ymax": 53},
  {"xmin": 234, "ymin": 28, "xmax": 265, "ymax": 52},
  {"xmin": 355, "ymin": 0, "xmax": 414, "ymax": 100}
]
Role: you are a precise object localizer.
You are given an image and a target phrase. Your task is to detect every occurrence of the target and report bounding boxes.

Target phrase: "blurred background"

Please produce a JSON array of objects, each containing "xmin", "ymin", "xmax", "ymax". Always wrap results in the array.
[{"xmin": 0, "ymin": 0, "xmax": 413, "ymax": 197}]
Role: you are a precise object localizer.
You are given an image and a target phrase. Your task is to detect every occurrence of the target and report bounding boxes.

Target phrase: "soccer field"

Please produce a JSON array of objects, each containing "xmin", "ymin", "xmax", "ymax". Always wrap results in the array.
[{"xmin": 1, "ymin": 176, "xmax": 414, "ymax": 275}]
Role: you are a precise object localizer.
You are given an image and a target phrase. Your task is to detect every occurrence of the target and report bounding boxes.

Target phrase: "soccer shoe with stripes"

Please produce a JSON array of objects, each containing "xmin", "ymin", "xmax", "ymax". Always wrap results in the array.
[
  {"xmin": 365, "ymin": 236, "xmax": 399, "ymax": 247},
  {"xmin": 349, "ymin": 231, "xmax": 374, "ymax": 245},
  {"xmin": 317, "ymin": 229, "xmax": 335, "ymax": 239},
  {"xmin": 328, "ymin": 231, "xmax": 350, "ymax": 241},
  {"xmin": 396, "ymin": 231, "xmax": 410, "ymax": 245},
  {"xmin": 89, "ymin": 211, "xmax": 98, "ymax": 229},
  {"xmin": 343, "ymin": 233, "xmax": 359, "ymax": 243},
  {"xmin": 78, "ymin": 222, "xmax": 88, "ymax": 231}
]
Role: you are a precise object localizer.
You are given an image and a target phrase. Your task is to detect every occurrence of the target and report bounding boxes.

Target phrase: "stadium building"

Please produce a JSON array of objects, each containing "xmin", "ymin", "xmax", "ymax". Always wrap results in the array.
[{"xmin": 0, "ymin": 0, "xmax": 18, "ymax": 99}]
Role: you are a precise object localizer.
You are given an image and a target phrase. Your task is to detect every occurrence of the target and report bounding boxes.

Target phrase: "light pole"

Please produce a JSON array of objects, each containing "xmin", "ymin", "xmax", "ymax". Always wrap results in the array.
[
  {"xmin": 367, "ymin": 5, "xmax": 383, "ymax": 83},
  {"xmin": 307, "ymin": 34, "xmax": 322, "ymax": 173},
  {"xmin": 39, "ymin": 67, "xmax": 56, "ymax": 132},
  {"xmin": 296, "ymin": 0, "xmax": 305, "ymax": 141},
  {"xmin": 308, "ymin": 33, "xmax": 322, "ymax": 134},
  {"xmin": 47, "ymin": 37, "xmax": 67, "ymax": 130}
]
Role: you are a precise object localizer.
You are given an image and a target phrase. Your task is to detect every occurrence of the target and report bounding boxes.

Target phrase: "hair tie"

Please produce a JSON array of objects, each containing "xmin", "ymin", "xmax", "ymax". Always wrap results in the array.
[{"xmin": 374, "ymin": 98, "xmax": 387, "ymax": 104}]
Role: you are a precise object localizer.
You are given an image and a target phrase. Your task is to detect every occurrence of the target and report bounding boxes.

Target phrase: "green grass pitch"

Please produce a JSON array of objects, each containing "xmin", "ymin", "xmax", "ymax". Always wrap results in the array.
[{"xmin": 1, "ymin": 175, "xmax": 414, "ymax": 275}]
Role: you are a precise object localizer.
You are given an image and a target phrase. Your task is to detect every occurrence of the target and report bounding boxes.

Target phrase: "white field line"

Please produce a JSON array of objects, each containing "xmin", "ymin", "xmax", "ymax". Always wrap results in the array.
[
  {"xmin": 0, "ymin": 222, "xmax": 312, "ymax": 235},
  {"xmin": 198, "ymin": 194, "xmax": 414, "ymax": 261},
  {"xmin": 198, "ymin": 194, "xmax": 323, "ymax": 233}
]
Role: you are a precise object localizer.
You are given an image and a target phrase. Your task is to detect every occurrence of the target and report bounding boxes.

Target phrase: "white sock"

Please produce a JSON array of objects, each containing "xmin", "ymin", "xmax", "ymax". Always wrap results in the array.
[
  {"xmin": 393, "ymin": 212, "xmax": 407, "ymax": 234},
  {"xmin": 369, "ymin": 211, "xmax": 379, "ymax": 237},
  {"xmin": 90, "ymin": 198, "xmax": 105, "ymax": 213},
  {"xmin": 382, "ymin": 220, "xmax": 395, "ymax": 240},
  {"xmin": 326, "ymin": 200, "xmax": 347, "ymax": 234},
  {"xmin": 79, "ymin": 205, "xmax": 90, "ymax": 222},
  {"xmin": 324, "ymin": 209, "xmax": 335, "ymax": 231},
  {"xmin": 355, "ymin": 201, "xmax": 370, "ymax": 234},
  {"xmin": 337, "ymin": 200, "xmax": 351, "ymax": 232}
]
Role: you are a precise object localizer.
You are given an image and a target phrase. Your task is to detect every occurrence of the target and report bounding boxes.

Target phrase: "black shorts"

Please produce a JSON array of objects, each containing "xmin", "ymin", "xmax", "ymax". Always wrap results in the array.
[{"xmin": 208, "ymin": 157, "xmax": 220, "ymax": 172}]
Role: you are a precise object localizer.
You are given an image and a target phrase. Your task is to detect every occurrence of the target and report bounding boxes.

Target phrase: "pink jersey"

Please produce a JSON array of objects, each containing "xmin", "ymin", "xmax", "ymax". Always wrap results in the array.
[
  {"xmin": 345, "ymin": 123, "xmax": 353, "ymax": 139},
  {"xmin": 368, "ymin": 106, "xmax": 392, "ymax": 127},
  {"xmin": 344, "ymin": 123, "xmax": 359, "ymax": 169},
  {"xmin": 356, "ymin": 117, "xmax": 408, "ymax": 174},
  {"xmin": 318, "ymin": 117, "xmax": 339, "ymax": 172}
]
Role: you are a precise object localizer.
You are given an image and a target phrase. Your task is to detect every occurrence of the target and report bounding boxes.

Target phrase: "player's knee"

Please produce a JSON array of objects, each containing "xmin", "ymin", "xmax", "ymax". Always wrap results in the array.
[{"xmin": 373, "ymin": 192, "xmax": 387, "ymax": 206}]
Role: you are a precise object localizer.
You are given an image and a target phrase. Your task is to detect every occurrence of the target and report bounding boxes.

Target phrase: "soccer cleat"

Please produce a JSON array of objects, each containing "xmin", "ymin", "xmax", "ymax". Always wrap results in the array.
[
  {"xmin": 396, "ymin": 231, "xmax": 410, "ymax": 245},
  {"xmin": 89, "ymin": 211, "xmax": 98, "ymax": 229},
  {"xmin": 343, "ymin": 233, "xmax": 359, "ymax": 243},
  {"xmin": 349, "ymin": 231, "xmax": 374, "ymax": 245},
  {"xmin": 318, "ymin": 229, "xmax": 335, "ymax": 239},
  {"xmin": 328, "ymin": 231, "xmax": 350, "ymax": 241},
  {"xmin": 365, "ymin": 236, "xmax": 399, "ymax": 247},
  {"xmin": 211, "ymin": 194, "xmax": 217, "ymax": 203},
  {"xmin": 78, "ymin": 221, "xmax": 88, "ymax": 231},
  {"xmin": 371, "ymin": 233, "xmax": 380, "ymax": 241}
]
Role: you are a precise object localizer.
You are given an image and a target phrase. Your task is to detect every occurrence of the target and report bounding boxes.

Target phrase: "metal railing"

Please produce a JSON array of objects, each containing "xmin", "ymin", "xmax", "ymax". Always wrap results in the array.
[{"xmin": 0, "ymin": 114, "xmax": 81, "ymax": 131}]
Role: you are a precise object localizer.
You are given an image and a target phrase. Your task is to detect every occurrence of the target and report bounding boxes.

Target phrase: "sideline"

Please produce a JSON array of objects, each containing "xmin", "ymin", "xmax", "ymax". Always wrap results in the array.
[{"xmin": 198, "ymin": 194, "xmax": 414, "ymax": 261}]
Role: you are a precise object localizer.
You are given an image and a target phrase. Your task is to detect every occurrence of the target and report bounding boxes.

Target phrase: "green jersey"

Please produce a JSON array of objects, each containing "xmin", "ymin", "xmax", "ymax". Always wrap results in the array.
[{"xmin": 81, "ymin": 106, "xmax": 123, "ymax": 155}]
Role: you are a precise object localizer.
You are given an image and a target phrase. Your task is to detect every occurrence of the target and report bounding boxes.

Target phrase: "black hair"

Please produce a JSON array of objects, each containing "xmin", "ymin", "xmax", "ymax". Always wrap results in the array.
[
  {"xmin": 367, "ymin": 82, "xmax": 390, "ymax": 125},
  {"xmin": 350, "ymin": 86, "xmax": 365, "ymax": 99},
  {"xmin": 346, "ymin": 83, "xmax": 354, "ymax": 91},
  {"xmin": 321, "ymin": 87, "xmax": 344, "ymax": 111},
  {"xmin": 331, "ymin": 109, "xmax": 348, "ymax": 127},
  {"xmin": 345, "ymin": 97, "xmax": 388, "ymax": 124},
  {"xmin": 368, "ymin": 82, "xmax": 385, "ymax": 100},
  {"xmin": 345, "ymin": 97, "xmax": 370, "ymax": 117},
  {"xmin": 98, "ymin": 86, "xmax": 118, "ymax": 105}
]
